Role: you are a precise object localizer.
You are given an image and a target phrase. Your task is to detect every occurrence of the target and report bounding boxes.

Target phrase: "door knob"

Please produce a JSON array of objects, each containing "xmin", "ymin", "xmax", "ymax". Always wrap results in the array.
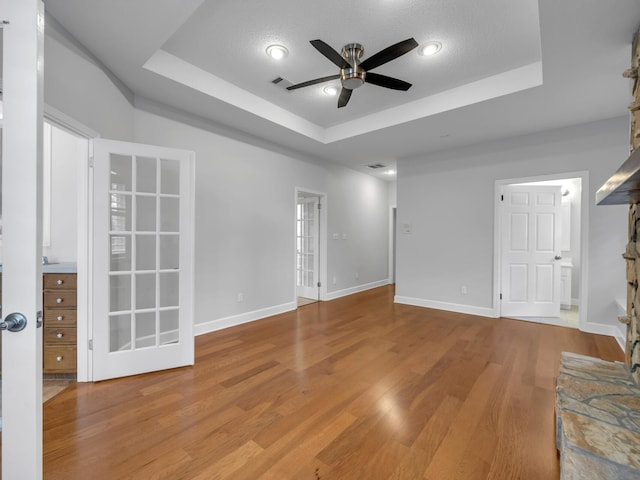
[
  {"xmin": 554, "ymin": 255, "xmax": 562, "ymax": 260},
  {"xmin": 0, "ymin": 312, "xmax": 27, "ymax": 332}
]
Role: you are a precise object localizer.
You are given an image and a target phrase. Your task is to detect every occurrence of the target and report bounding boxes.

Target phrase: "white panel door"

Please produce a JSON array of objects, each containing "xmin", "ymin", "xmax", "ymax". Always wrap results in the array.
[
  {"xmin": 1, "ymin": 0, "xmax": 44, "ymax": 477},
  {"xmin": 296, "ymin": 197, "xmax": 319, "ymax": 300},
  {"xmin": 92, "ymin": 139, "xmax": 195, "ymax": 381},
  {"xmin": 501, "ymin": 185, "xmax": 562, "ymax": 317}
]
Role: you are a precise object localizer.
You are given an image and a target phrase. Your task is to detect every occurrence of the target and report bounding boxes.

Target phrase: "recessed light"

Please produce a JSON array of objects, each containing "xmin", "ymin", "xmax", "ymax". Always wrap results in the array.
[
  {"xmin": 266, "ymin": 44, "xmax": 288, "ymax": 60},
  {"xmin": 384, "ymin": 169, "xmax": 396, "ymax": 176},
  {"xmin": 323, "ymin": 85, "xmax": 339, "ymax": 96},
  {"xmin": 418, "ymin": 41, "xmax": 442, "ymax": 56}
]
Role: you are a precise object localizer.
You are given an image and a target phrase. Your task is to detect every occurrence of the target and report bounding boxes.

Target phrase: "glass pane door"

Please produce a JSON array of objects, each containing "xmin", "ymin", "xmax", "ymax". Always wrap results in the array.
[{"xmin": 93, "ymin": 140, "xmax": 194, "ymax": 381}]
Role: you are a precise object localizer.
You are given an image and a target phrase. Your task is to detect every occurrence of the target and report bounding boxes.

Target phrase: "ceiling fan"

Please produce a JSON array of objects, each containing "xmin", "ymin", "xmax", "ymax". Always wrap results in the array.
[{"xmin": 287, "ymin": 38, "xmax": 418, "ymax": 108}]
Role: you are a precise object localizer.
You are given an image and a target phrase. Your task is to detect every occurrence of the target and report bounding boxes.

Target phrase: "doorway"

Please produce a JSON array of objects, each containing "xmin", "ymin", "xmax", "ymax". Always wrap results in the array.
[
  {"xmin": 495, "ymin": 173, "xmax": 585, "ymax": 329},
  {"xmin": 295, "ymin": 189, "xmax": 326, "ymax": 307}
]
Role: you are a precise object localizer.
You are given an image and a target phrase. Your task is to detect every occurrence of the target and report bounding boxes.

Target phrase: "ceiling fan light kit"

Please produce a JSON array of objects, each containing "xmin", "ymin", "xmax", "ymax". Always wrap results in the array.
[{"xmin": 286, "ymin": 37, "xmax": 419, "ymax": 108}]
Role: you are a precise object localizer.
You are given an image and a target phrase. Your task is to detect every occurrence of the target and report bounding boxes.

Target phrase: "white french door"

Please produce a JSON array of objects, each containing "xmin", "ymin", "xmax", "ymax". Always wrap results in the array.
[
  {"xmin": 296, "ymin": 196, "xmax": 319, "ymax": 300},
  {"xmin": 92, "ymin": 139, "xmax": 195, "ymax": 381},
  {"xmin": 1, "ymin": 0, "xmax": 45, "ymax": 477},
  {"xmin": 501, "ymin": 185, "xmax": 562, "ymax": 317}
]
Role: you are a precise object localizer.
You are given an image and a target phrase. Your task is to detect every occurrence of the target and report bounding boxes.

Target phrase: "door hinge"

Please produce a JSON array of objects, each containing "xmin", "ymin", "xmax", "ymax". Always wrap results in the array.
[
  {"xmin": 317, "ymin": 281, "xmax": 321, "ymax": 288},
  {"xmin": 88, "ymin": 339, "xmax": 93, "ymax": 350},
  {"xmin": 500, "ymin": 293, "xmax": 503, "ymax": 300},
  {"xmin": 88, "ymin": 157, "xmax": 95, "ymax": 168},
  {"xmin": 317, "ymin": 202, "xmax": 322, "ymax": 210},
  {"xmin": 501, "ymin": 194, "xmax": 504, "ymax": 201}
]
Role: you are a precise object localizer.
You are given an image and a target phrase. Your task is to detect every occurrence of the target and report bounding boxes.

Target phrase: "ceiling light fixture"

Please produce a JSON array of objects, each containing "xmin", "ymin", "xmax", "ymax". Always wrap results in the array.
[
  {"xmin": 266, "ymin": 44, "xmax": 288, "ymax": 60},
  {"xmin": 322, "ymin": 85, "xmax": 339, "ymax": 96},
  {"xmin": 418, "ymin": 41, "xmax": 442, "ymax": 56},
  {"xmin": 385, "ymin": 169, "xmax": 396, "ymax": 176}
]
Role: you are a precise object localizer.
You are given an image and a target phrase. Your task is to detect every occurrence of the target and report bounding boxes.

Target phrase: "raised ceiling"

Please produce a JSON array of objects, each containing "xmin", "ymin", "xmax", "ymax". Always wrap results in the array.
[{"xmin": 43, "ymin": 0, "xmax": 640, "ymax": 178}]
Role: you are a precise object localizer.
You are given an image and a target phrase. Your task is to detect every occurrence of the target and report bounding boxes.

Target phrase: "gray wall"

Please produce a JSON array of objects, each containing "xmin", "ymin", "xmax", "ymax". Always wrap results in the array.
[
  {"xmin": 132, "ymin": 110, "xmax": 390, "ymax": 327},
  {"xmin": 396, "ymin": 116, "xmax": 629, "ymax": 332}
]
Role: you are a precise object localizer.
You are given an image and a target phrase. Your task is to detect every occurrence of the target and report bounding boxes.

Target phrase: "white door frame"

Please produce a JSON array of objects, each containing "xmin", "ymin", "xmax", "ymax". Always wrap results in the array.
[
  {"xmin": 43, "ymin": 106, "xmax": 98, "ymax": 383},
  {"xmin": 294, "ymin": 188, "xmax": 327, "ymax": 302},
  {"xmin": 389, "ymin": 205, "xmax": 397, "ymax": 284},
  {"xmin": 493, "ymin": 171, "xmax": 589, "ymax": 330}
]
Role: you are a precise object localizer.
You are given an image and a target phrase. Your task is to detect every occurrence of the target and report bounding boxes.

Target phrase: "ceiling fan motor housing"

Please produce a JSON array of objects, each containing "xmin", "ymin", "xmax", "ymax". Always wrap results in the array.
[{"xmin": 340, "ymin": 43, "xmax": 366, "ymax": 89}]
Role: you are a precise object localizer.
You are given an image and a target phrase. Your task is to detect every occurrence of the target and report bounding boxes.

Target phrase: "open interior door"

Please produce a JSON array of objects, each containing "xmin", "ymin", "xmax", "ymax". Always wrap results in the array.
[
  {"xmin": 501, "ymin": 185, "xmax": 562, "ymax": 317},
  {"xmin": 92, "ymin": 139, "xmax": 195, "ymax": 381}
]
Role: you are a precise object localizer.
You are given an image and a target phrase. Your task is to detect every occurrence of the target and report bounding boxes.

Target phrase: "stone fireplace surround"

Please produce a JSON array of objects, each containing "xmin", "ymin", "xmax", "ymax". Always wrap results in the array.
[{"xmin": 554, "ymin": 31, "xmax": 640, "ymax": 479}]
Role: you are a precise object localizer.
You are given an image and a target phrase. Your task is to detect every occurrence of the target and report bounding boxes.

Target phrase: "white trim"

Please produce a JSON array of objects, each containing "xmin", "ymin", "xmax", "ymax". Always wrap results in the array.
[
  {"xmin": 194, "ymin": 301, "xmax": 297, "ymax": 336},
  {"xmin": 581, "ymin": 321, "xmax": 623, "ymax": 341},
  {"xmin": 389, "ymin": 205, "xmax": 397, "ymax": 284},
  {"xmin": 504, "ymin": 316, "xmax": 575, "ymax": 328},
  {"xmin": 294, "ymin": 188, "xmax": 328, "ymax": 302},
  {"xmin": 326, "ymin": 279, "xmax": 391, "ymax": 301},
  {"xmin": 41, "ymin": 109, "xmax": 97, "ymax": 383},
  {"xmin": 493, "ymin": 171, "xmax": 590, "ymax": 330},
  {"xmin": 394, "ymin": 295, "xmax": 497, "ymax": 318}
]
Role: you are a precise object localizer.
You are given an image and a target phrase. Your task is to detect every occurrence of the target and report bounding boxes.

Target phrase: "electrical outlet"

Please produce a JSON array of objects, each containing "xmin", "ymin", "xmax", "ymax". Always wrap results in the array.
[
  {"xmin": 237, "ymin": 292, "xmax": 244, "ymax": 302},
  {"xmin": 461, "ymin": 286, "xmax": 468, "ymax": 295}
]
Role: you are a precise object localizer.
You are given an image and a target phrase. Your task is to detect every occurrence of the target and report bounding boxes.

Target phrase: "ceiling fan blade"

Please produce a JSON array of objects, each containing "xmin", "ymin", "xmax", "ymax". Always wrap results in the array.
[
  {"xmin": 310, "ymin": 40, "xmax": 350, "ymax": 69},
  {"xmin": 337, "ymin": 88, "xmax": 352, "ymax": 108},
  {"xmin": 287, "ymin": 74, "xmax": 341, "ymax": 90},
  {"xmin": 359, "ymin": 38, "xmax": 419, "ymax": 71},
  {"xmin": 365, "ymin": 72, "xmax": 412, "ymax": 91}
]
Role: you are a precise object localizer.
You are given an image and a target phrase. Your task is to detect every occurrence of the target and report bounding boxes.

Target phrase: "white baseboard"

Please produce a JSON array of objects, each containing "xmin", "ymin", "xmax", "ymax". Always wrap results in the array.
[
  {"xmin": 194, "ymin": 301, "xmax": 297, "ymax": 336},
  {"xmin": 394, "ymin": 295, "xmax": 497, "ymax": 318},
  {"xmin": 325, "ymin": 279, "xmax": 390, "ymax": 301},
  {"xmin": 581, "ymin": 320, "xmax": 626, "ymax": 350}
]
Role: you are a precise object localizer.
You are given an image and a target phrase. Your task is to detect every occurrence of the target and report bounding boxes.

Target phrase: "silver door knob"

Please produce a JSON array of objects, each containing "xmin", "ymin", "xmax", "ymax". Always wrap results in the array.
[
  {"xmin": 0, "ymin": 312, "xmax": 27, "ymax": 332},
  {"xmin": 554, "ymin": 255, "xmax": 562, "ymax": 260}
]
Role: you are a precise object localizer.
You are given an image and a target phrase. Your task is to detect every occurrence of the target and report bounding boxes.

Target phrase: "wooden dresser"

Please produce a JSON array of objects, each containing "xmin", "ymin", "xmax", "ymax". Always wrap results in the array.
[{"xmin": 43, "ymin": 272, "xmax": 77, "ymax": 374}]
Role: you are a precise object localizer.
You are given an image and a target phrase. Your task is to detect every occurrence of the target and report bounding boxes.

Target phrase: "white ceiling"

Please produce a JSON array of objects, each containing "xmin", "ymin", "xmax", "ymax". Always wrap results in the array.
[{"xmin": 43, "ymin": 0, "xmax": 640, "ymax": 179}]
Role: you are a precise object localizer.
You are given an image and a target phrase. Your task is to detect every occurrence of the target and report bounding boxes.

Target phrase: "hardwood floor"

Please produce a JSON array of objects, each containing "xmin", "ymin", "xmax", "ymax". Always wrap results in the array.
[{"xmin": 42, "ymin": 286, "xmax": 623, "ymax": 479}]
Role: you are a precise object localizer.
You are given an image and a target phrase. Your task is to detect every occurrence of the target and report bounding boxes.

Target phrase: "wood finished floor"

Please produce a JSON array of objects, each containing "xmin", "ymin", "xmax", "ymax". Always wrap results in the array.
[{"xmin": 42, "ymin": 286, "xmax": 623, "ymax": 479}]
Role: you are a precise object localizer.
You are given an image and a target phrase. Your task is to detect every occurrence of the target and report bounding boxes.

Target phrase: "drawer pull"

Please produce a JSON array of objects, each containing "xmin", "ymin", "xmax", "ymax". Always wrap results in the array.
[
  {"xmin": 57, "ymin": 279, "xmax": 63, "ymax": 285},
  {"xmin": 56, "ymin": 332, "xmax": 64, "ymax": 339},
  {"xmin": 57, "ymin": 316, "xmax": 63, "ymax": 321},
  {"xmin": 56, "ymin": 298, "xmax": 63, "ymax": 304},
  {"xmin": 56, "ymin": 356, "xmax": 63, "ymax": 362}
]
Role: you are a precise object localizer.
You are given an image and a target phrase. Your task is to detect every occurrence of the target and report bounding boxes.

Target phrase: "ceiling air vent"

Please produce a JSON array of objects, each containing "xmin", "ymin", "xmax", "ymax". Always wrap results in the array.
[
  {"xmin": 272, "ymin": 77, "xmax": 293, "ymax": 90},
  {"xmin": 367, "ymin": 163, "xmax": 387, "ymax": 169}
]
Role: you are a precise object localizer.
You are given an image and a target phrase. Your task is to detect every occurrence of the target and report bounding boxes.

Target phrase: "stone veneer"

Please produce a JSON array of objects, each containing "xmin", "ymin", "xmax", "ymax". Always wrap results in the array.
[
  {"xmin": 555, "ymin": 29, "xmax": 640, "ymax": 480},
  {"xmin": 556, "ymin": 352, "xmax": 640, "ymax": 479}
]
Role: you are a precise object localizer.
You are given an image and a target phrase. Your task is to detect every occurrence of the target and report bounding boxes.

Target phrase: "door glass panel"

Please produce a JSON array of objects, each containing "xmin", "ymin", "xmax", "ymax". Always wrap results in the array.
[
  {"xmin": 160, "ymin": 309, "xmax": 179, "ymax": 345},
  {"xmin": 135, "ymin": 312, "xmax": 157, "ymax": 348},
  {"xmin": 110, "ymin": 274, "xmax": 131, "ymax": 312},
  {"xmin": 110, "ymin": 235, "xmax": 131, "ymax": 271},
  {"xmin": 110, "ymin": 314, "xmax": 132, "ymax": 352},
  {"xmin": 159, "ymin": 272, "xmax": 179, "ymax": 307},
  {"xmin": 136, "ymin": 156, "xmax": 157, "ymax": 193},
  {"xmin": 136, "ymin": 235, "xmax": 156, "ymax": 270},
  {"xmin": 159, "ymin": 235, "xmax": 179, "ymax": 270},
  {"xmin": 110, "ymin": 194, "xmax": 131, "ymax": 231},
  {"xmin": 160, "ymin": 197, "xmax": 180, "ymax": 232},
  {"xmin": 136, "ymin": 196, "xmax": 156, "ymax": 231},
  {"xmin": 110, "ymin": 154, "xmax": 132, "ymax": 191},
  {"xmin": 161, "ymin": 159, "xmax": 180, "ymax": 194},
  {"xmin": 136, "ymin": 273, "xmax": 156, "ymax": 310}
]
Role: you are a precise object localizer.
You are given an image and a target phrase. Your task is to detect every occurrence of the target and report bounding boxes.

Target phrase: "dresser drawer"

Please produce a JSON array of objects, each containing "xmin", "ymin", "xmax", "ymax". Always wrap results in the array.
[
  {"xmin": 44, "ymin": 327, "xmax": 77, "ymax": 345},
  {"xmin": 43, "ymin": 273, "xmax": 77, "ymax": 290},
  {"xmin": 43, "ymin": 308, "xmax": 77, "ymax": 326},
  {"xmin": 44, "ymin": 291, "xmax": 77, "ymax": 308},
  {"xmin": 44, "ymin": 346, "xmax": 77, "ymax": 372}
]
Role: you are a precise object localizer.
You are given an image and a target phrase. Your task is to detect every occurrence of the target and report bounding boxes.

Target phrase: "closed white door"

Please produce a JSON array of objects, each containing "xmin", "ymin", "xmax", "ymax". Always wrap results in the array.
[
  {"xmin": 92, "ymin": 139, "xmax": 195, "ymax": 381},
  {"xmin": 296, "ymin": 197, "xmax": 319, "ymax": 300},
  {"xmin": 1, "ymin": 0, "xmax": 45, "ymax": 477},
  {"xmin": 501, "ymin": 185, "xmax": 562, "ymax": 317}
]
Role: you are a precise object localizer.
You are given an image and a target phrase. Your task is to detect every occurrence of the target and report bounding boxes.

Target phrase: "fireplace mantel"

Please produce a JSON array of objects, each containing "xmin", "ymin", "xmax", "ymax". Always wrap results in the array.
[{"xmin": 596, "ymin": 147, "xmax": 640, "ymax": 205}]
